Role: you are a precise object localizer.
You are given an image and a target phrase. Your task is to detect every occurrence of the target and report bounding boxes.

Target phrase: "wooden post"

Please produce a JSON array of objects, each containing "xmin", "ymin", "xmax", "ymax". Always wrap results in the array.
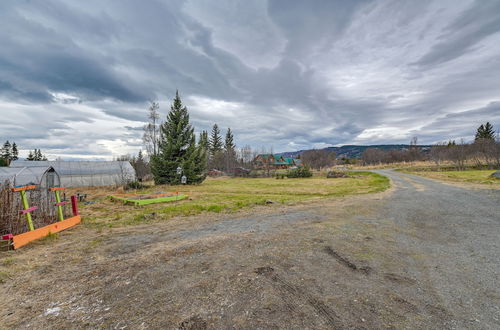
[
  {"xmin": 50, "ymin": 187, "xmax": 66, "ymax": 222},
  {"xmin": 12, "ymin": 186, "xmax": 37, "ymax": 231},
  {"xmin": 20, "ymin": 190, "xmax": 34, "ymax": 231},
  {"xmin": 55, "ymin": 190, "xmax": 64, "ymax": 221},
  {"xmin": 71, "ymin": 195, "xmax": 79, "ymax": 216}
]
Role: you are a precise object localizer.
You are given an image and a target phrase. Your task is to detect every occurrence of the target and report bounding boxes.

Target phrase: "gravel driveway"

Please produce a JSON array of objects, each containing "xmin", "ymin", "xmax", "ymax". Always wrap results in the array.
[
  {"xmin": 371, "ymin": 170, "xmax": 500, "ymax": 329},
  {"xmin": 1, "ymin": 170, "xmax": 499, "ymax": 329}
]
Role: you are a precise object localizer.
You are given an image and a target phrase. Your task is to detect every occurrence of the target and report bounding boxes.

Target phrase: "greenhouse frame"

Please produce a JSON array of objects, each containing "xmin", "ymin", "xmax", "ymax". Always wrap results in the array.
[
  {"xmin": 0, "ymin": 166, "xmax": 60, "ymax": 188},
  {"xmin": 10, "ymin": 161, "xmax": 136, "ymax": 187}
]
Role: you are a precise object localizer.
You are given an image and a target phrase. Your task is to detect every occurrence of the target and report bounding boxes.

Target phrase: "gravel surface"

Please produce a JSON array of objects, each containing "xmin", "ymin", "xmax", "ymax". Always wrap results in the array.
[
  {"xmin": 0, "ymin": 170, "xmax": 499, "ymax": 329},
  {"xmin": 372, "ymin": 170, "xmax": 500, "ymax": 329}
]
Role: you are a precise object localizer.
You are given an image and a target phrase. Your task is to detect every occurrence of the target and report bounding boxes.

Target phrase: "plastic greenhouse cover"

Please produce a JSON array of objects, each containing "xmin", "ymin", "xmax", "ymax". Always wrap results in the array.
[
  {"xmin": 11, "ymin": 161, "xmax": 135, "ymax": 175},
  {"xmin": 0, "ymin": 166, "xmax": 59, "ymax": 187},
  {"xmin": 9, "ymin": 161, "xmax": 136, "ymax": 187}
]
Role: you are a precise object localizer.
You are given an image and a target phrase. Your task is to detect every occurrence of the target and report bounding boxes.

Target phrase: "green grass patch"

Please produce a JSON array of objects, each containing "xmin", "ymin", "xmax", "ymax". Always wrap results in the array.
[
  {"xmin": 109, "ymin": 194, "xmax": 187, "ymax": 206},
  {"xmin": 81, "ymin": 171, "xmax": 389, "ymax": 228},
  {"xmin": 0, "ymin": 271, "xmax": 11, "ymax": 284}
]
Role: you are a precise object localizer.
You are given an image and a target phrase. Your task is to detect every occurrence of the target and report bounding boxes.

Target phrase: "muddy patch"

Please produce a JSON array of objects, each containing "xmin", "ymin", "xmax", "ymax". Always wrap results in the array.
[
  {"xmin": 255, "ymin": 266, "xmax": 275, "ymax": 275},
  {"xmin": 178, "ymin": 315, "xmax": 207, "ymax": 330}
]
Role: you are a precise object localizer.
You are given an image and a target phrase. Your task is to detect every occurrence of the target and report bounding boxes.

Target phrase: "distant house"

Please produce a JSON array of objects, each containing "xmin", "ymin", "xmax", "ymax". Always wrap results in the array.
[{"xmin": 253, "ymin": 154, "xmax": 301, "ymax": 170}]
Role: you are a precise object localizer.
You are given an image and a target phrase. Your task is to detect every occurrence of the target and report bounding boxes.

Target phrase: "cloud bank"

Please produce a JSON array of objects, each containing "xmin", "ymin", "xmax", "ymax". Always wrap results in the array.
[{"xmin": 1, "ymin": 0, "xmax": 499, "ymax": 159}]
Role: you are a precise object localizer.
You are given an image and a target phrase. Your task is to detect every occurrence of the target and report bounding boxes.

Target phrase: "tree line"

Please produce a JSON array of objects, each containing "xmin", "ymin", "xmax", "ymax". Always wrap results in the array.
[
  {"xmin": 1, "ymin": 140, "xmax": 49, "ymax": 166},
  {"xmin": 1, "ymin": 141, "xmax": 48, "ymax": 166},
  {"xmin": 361, "ymin": 122, "xmax": 499, "ymax": 169},
  {"xmin": 0, "ymin": 141, "xmax": 19, "ymax": 166},
  {"xmin": 141, "ymin": 91, "xmax": 276, "ymax": 184}
]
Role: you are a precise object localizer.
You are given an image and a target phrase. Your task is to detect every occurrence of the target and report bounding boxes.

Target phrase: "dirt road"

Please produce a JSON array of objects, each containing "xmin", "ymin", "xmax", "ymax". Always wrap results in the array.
[{"xmin": 1, "ymin": 170, "xmax": 499, "ymax": 329}]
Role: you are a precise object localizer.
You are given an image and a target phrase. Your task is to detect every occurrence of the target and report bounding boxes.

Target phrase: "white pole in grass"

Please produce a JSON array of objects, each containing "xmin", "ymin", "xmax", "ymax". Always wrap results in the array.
[{"xmin": 176, "ymin": 166, "xmax": 184, "ymax": 200}]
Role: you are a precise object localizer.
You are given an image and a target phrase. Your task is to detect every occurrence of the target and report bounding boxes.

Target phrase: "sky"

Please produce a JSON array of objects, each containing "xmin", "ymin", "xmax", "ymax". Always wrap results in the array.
[{"xmin": 1, "ymin": 0, "xmax": 500, "ymax": 160}]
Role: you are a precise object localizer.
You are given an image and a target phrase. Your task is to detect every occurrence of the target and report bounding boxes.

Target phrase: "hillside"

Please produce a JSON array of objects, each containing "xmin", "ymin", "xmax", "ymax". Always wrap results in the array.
[{"xmin": 277, "ymin": 144, "xmax": 432, "ymax": 159}]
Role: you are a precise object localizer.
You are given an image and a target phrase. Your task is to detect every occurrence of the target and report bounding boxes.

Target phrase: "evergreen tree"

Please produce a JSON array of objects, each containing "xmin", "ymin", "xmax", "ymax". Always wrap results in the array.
[
  {"xmin": 224, "ymin": 128, "xmax": 236, "ymax": 172},
  {"xmin": 11, "ymin": 142, "xmax": 18, "ymax": 161},
  {"xmin": 224, "ymin": 128, "xmax": 235, "ymax": 151},
  {"xmin": 198, "ymin": 130, "xmax": 209, "ymax": 150},
  {"xmin": 27, "ymin": 150, "xmax": 35, "ymax": 161},
  {"xmin": 151, "ymin": 91, "xmax": 206, "ymax": 185},
  {"xmin": 2, "ymin": 141, "xmax": 11, "ymax": 161},
  {"xmin": 209, "ymin": 124, "xmax": 224, "ymax": 170},
  {"xmin": 209, "ymin": 124, "xmax": 223, "ymax": 153},
  {"xmin": 475, "ymin": 122, "xmax": 495, "ymax": 141},
  {"xmin": 133, "ymin": 150, "xmax": 150, "ymax": 181},
  {"xmin": 198, "ymin": 130, "xmax": 209, "ymax": 168}
]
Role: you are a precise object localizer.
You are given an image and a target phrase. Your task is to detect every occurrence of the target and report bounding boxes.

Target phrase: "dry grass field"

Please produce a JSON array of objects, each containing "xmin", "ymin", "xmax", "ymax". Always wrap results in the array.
[
  {"xmin": 398, "ymin": 169, "xmax": 500, "ymax": 186},
  {"xmin": 73, "ymin": 171, "xmax": 389, "ymax": 229}
]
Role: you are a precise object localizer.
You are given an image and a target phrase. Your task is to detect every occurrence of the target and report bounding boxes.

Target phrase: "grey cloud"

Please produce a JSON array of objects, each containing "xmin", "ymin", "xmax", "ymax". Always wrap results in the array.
[
  {"xmin": 413, "ymin": 0, "xmax": 500, "ymax": 67},
  {"xmin": 267, "ymin": 0, "xmax": 372, "ymax": 59},
  {"xmin": 0, "ymin": 0, "xmax": 499, "ymax": 157}
]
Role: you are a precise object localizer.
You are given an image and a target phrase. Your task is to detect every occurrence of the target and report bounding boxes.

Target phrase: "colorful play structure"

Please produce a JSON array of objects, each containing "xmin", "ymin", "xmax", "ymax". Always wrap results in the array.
[
  {"xmin": 109, "ymin": 191, "xmax": 187, "ymax": 206},
  {"xmin": 1, "ymin": 185, "xmax": 81, "ymax": 249}
]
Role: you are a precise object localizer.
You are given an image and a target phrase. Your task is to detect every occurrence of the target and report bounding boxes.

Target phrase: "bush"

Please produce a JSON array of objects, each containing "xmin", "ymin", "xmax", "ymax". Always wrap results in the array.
[
  {"xmin": 326, "ymin": 171, "xmax": 348, "ymax": 178},
  {"xmin": 287, "ymin": 167, "xmax": 313, "ymax": 178},
  {"xmin": 126, "ymin": 181, "xmax": 146, "ymax": 190}
]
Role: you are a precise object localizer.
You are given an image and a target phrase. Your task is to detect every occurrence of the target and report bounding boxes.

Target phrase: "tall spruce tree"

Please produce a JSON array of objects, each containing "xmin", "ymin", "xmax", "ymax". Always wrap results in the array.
[
  {"xmin": 224, "ymin": 128, "xmax": 236, "ymax": 172},
  {"xmin": 27, "ymin": 150, "xmax": 35, "ymax": 161},
  {"xmin": 2, "ymin": 141, "xmax": 11, "ymax": 162},
  {"xmin": 209, "ymin": 124, "xmax": 224, "ymax": 170},
  {"xmin": 224, "ymin": 128, "xmax": 235, "ymax": 151},
  {"xmin": 209, "ymin": 124, "xmax": 223, "ymax": 153},
  {"xmin": 475, "ymin": 122, "xmax": 495, "ymax": 141},
  {"xmin": 11, "ymin": 142, "xmax": 18, "ymax": 161},
  {"xmin": 151, "ymin": 91, "xmax": 206, "ymax": 185},
  {"xmin": 198, "ymin": 130, "xmax": 210, "ymax": 168},
  {"xmin": 199, "ymin": 130, "xmax": 209, "ymax": 150}
]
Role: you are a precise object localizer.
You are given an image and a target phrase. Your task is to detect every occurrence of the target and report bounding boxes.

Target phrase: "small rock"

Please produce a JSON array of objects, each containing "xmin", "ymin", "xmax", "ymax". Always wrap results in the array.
[
  {"xmin": 143, "ymin": 212, "xmax": 157, "ymax": 220},
  {"xmin": 44, "ymin": 307, "xmax": 61, "ymax": 316}
]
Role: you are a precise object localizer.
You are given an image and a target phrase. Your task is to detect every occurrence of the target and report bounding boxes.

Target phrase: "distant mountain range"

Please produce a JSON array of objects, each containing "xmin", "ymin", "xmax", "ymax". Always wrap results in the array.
[{"xmin": 277, "ymin": 144, "xmax": 432, "ymax": 159}]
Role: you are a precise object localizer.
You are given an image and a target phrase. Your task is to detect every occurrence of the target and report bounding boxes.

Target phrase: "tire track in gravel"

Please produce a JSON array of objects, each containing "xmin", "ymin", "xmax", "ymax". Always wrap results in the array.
[{"xmin": 255, "ymin": 266, "xmax": 345, "ymax": 329}]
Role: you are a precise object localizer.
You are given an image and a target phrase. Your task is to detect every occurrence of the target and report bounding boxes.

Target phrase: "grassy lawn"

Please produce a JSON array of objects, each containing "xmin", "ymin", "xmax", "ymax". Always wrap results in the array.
[
  {"xmin": 400, "ymin": 169, "xmax": 500, "ymax": 186},
  {"xmin": 78, "ymin": 171, "xmax": 389, "ymax": 228}
]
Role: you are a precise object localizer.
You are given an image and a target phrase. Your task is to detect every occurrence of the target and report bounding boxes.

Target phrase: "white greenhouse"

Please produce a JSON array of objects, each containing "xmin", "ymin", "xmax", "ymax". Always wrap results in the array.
[
  {"xmin": 10, "ymin": 161, "xmax": 136, "ymax": 187},
  {"xmin": 0, "ymin": 166, "xmax": 60, "ymax": 188}
]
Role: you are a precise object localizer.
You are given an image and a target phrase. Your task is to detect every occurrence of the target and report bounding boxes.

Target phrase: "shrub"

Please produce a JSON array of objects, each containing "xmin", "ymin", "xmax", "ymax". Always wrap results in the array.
[
  {"xmin": 326, "ymin": 171, "xmax": 348, "ymax": 178},
  {"xmin": 287, "ymin": 167, "xmax": 313, "ymax": 178},
  {"xmin": 126, "ymin": 181, "xmax": 146, "ymax": 190}
]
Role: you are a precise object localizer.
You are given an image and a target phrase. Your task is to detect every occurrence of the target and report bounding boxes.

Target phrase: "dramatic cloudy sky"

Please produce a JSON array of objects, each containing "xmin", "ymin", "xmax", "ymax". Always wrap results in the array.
[{"xmin": 1, "ymin": 0, "xmax": 500, "ymax": 159}]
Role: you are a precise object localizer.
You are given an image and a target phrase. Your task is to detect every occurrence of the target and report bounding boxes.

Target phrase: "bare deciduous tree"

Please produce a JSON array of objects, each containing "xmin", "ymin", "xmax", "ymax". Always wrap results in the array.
[
  {"xmin": 143, "ymin": 102, "xmax": 161, "ymax": 157},
  {"xmin": 301, "ymin": 149, "xmax": 336, "ymax": 169}
]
